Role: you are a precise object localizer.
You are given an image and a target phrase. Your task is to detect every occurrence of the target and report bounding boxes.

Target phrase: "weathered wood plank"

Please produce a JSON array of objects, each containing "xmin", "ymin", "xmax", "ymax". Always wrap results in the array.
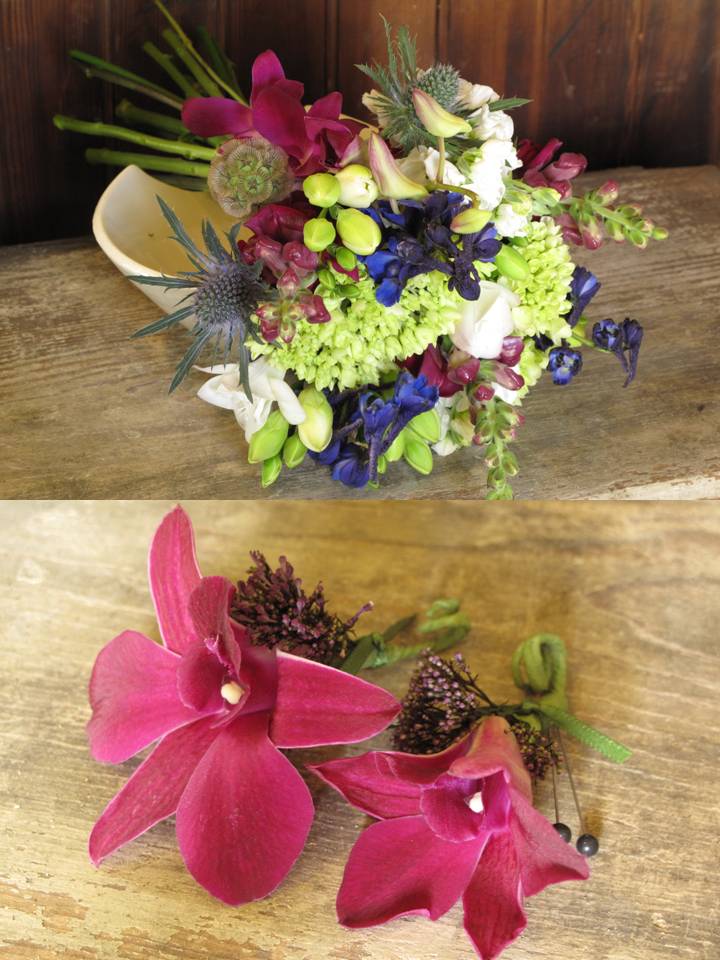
[
  {"xmin": 0, "ymin": 165, "xmax": 718, "ymax": 500},
  {"xmin": 0, "ymin": 500, "xmax": 718, "ymax": 958}
]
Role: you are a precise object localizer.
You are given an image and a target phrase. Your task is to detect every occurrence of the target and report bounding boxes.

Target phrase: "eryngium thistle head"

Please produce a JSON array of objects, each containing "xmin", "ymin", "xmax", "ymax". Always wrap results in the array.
[
  {"xmin": 230, "ymin": 551, "xmax": 370, "ymax": 665},
  {"xmin": 130, "ymin": 197, "xmax": 275, "ymax": 393},
  {"xmin": 416, "ymin": 64, "xmax": 460, "ymax": 110},
  {"xmin": 209, "ymin": 137, "xmax": 294, "ymax": 220}
]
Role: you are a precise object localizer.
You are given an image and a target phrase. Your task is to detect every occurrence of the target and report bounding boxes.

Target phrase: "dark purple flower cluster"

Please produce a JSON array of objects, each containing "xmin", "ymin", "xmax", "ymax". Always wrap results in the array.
[
  {"xmin": 592, "ymin": 317, "xmax": 644, "ymax": 385},
  {"xmin": 362, "ymin": 191, "xmax": 501, "ymax": 305},
  {"xmin": 566, "ymin": 265, "xmax": 600, "ymax": 327},
  {"xmin": 311, "ymin": 371, "xmax": 439, "ymax": 488},
  {"xmin": 231, "ymin": 551, "xmax": 371, "ymax": 664}
]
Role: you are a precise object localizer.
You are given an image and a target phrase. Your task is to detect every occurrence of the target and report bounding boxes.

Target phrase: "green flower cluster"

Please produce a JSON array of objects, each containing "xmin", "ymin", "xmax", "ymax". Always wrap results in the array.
[
  {"xmin": 256, "ymin": 266, "xmax": 463, "ymax": 390},
  {"xmin": 503, "ymin": 217, "xmax": 575, "ymax": 345},
  {"xmin": 517, "ymin": 339, "xmax": 550, "ymax": 398}
]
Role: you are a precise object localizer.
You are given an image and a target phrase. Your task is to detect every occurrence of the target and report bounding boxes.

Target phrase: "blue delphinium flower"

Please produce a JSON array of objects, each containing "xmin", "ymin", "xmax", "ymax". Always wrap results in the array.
[
  {"xmin": 548, "ymin": 346, "xmax": 583, "ymax": 385},
  {"xmin": 592, "ymin": 317, "xmax": 644, "ymax": 386},
  {"xmin": 331, "ymin": 444, "xmax": 370, "ymax": 488},
  {"xmin": 566, "ymin": 266, "xmax": 600, "ymax": 327}
]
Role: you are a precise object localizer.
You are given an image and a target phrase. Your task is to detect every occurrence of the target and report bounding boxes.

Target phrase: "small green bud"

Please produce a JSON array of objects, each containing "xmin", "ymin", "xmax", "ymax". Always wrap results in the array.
[
  {"xmin": 334, "ymin": 246, "xmax": 357, "ymax": 271},
  {"xmin": 336, "ymin": 208, "xmax": 382, "ymax": 255},
  {"xmin": 403, "ymin": 436, "xmax": 434, "ymax": 475},
  {"xmin": 407, "ymin": 409, "xmax": 441, "ymax": 443},
  {"xmin": 303, "ymin": 172, "xmax": 341, "ymax": 208},
  {"xmin": 384, "ymin": 431, "xmax": 405, "ymax": 462},
  {"xmin": 450, "ymin": 207, "xmax": 492, "ymax": 235},
  {"xmin": 377, "ymin": 454, "xmax": 388, "ymax": 475},
  {"xmin": 261, "ymin": 454, "xmax": 282, "ymax": 487},
  {"xmin": 248, "ymin": 410, "xmax": 289, "ymax": 463},
  {"xmin": 297, "ymin": 387, "xmax": 333, "ymax": 452},
  {"xmin": 304, "ymin": 218, "xmax": 336, "ymax": 252},
  {"xmin": 652, "ymin": 226, "xmax": 668, "ymax": 241},
  {"xmin": 282, "ymin": 432, "xmax": 307, "ymax": 469},
  {"xmin": 495, "ymin": 244, "xmax": 531, "ymax": 280}
]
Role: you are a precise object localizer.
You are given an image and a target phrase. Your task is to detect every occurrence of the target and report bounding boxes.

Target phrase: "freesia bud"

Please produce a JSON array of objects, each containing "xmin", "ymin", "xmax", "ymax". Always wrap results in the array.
[
  {"xmin": 595, "ymin": 179, "xmax": 619, "ymax": 204},
  {"xmin": 652, "ymin": 226, "xmax": 668, "ymax": 240},
  {"xmin": 297, "ymin": 387, "xmax": 333, "ymax": 452},
  {"xmin": 303, "ymin": 218, "xmax": 336, "ymax": 252},
  {"xmin": 499, "ymin": 336, "xmax": 524, "ymax": 366},
  {"xmin": 403, "ymin": 435, "xmax": 434, "ymax": 475},
  {"xmin": 261, "ymin": 454, "xmax": 282, "ymax": 488},
  {"xmin": 368, "ymin": 133, "xmax": 428, "ymax": 200},
  {"xmin": 407, "ymin": 409, "xmax": 441, "ymax": 443},
  {"xmin": 474, "ymin": 384, "xmax": 495, "ymax": 402},
  {"xmin": 580, "ymin": 217, "xmax": 604, "ymax": 250},
  {"xmin": 335, "ymin": 164, "xmax": 379, "ymax": 208},
  {"xmin": 248, "ymin": 410, "xmax": 289, "ymax": 463},
  {"xmin": 412, "ymin": 88, "xmax": 472, "ymax": 137},
  {"xmin": 494, "ymin": 244, "xmax": 531, "ymax": 280},
  {"xmin": 336, "ymin": 208, "xmax": 382, "ymax": 256},
  {"xmin": 282, "ymin": 432, "xmax": 307, "ymax": 468},
  {"xmin": 334, "ymin": 246, "xmax": 357, "ymax": 271},
  {"xmin": 384, "ymin": 431, "xmax": 405, "ymax": 462},
  {"xmin": 303, "ymin": 172, "xmax": 341, "ymax": 208},
  {"xmin": 544, "ymin": 151, "xmax": 587, "ymax": 182},
  {"xmin": 450, "ymin": 207, "xmax": 492, "ymax": 234}
]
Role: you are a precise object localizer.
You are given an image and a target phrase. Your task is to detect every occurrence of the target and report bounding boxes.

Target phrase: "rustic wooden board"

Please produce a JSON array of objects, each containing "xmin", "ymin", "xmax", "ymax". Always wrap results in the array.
[
  {"xmin": 0, "ymin": 500, "xmax": 718, "ymax": 959},
  {"xmin": 1, "ymin": 166, "xmax": 719, "ymax": 500}
]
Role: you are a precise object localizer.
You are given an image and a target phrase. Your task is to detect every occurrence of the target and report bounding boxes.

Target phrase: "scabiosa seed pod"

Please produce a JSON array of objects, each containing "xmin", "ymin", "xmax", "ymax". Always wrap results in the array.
[{"xmin": 209, "ymin": 137, "xmax": 295, "ymax": 220}]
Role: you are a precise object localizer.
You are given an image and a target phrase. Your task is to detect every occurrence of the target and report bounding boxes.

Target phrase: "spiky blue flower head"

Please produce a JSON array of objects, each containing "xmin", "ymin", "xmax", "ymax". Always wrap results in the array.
[{"xmin": 129, "ymin": 197, "xmax": 274, "ymax": 394}]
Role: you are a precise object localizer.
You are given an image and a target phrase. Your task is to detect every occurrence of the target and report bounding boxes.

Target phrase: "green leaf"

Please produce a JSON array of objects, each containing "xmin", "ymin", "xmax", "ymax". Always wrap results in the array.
[
  {"xmin": 538, "ymin": 704, "xmax": 631, "ymax": 763},
  {"xmin": 340, "ymin": 633, "xmax": 379, "ymax": 675},
  {"xmin": 489, "ymin": 97, "xmax": 531, "ymax": 112}
]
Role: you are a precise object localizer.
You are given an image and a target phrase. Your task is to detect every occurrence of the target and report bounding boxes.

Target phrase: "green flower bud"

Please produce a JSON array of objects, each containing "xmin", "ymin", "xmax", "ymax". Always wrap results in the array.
[
  {"xmin": 248, "ymin": 410, "xmax": 289, "ymax": 464},
  {"xmin": 304, "ymin": 218, "xmax": 336, "ymax": 252},
  {"xmin": 412, "ymin": 88, "xmax": 472, "ymax": 137},
  {"xmin": 403, "ymin": 436, "xmax": 434, "ymax": 475},
  {"xmin": 384, "ymin": 431, "xmax": 405, "ymax": 462},
  {"xmin": 297, "ymin": 387, "xmax": 333, "ymax": 452},
  {"xmin": 261, "ymin": 454, "xmax": 282, "ymax": 488},
  {"xmin": 495, "ymin": 244, "xmax": 531, "ymax": 280},
  {"xmin": 450, "ymin": 208, "xmax": 492, "ymax": 235},
  {"xmin": 407, "ymin": 409, "xmax": 441, "ymax": 444},
  {"xmin": 652, "ymin": 226, "xmax": 668, "ymax": 241},
  {"xmin": 377, "ymin": 454, "xmax": 388, "ymax": 475},
  {"xmin": 334, "ymin": 246, "xmax": 357, "ymax": 271},
  {"xmin": 336, "ymin": 208, "xmax": 382, "ymax": 256},
  {"xmin": 303, "ymin": 172, "xmax": 341, "ymax": 208},
  {"xmin": 334, "ymin": 164, "xmax": 379, "ymax": 207},
  {"xmin": 282, "ymin": 432, "xmax": 307, "ymax": 469}
]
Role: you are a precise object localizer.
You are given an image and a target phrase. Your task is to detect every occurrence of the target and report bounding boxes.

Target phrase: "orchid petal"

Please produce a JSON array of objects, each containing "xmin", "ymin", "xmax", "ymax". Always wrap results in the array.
[
  {"xmin": 462, "ymin": 831, "xmax": 527, "ymax": 960},
  {"xmin": 508, "ymin": 786, "xmax": 590, "ymax": 895},
  {"xmin": 253, "ymin": 86, "xmax": 310, "ymax": 160},
  {"xmin": 148, "ymin": 506, "xmax": 202, "ymax": 655},
  {"xmin": 176, "ymin": 641, "xmax": 226, "ymax": 713},
  {"xmin": 87, "ymin": 630, "xmax": 201, "ymax": 763},
  {"xmin": 385, "ymin": 737, "xmax": 471, "ymax": 785},
  {"xmin": 311, "ymin": 751, "xmax": 421, "ymax": 820},
  {"xmin": 449, "ymin": 716, "xmax": 532, "ymax": 801},
  {"xmin": 308, "ymin": 91, "xmax": 342, "ymax": 119},
  {"xmin": 182, "ymin": 97, "xmax": 253, "ymax": 138},
  {"xmin": 420, "ymin": 773, "xmax": 487, "ymax": 842},
  {"xmin": 175, "ymin": 712, "xmax": 313, "ymax": 905},
  {"xmin": 89, "ymin": 717, "xmax": 218, "ymax": 864},
  {"xmin": 189, "ymin": 577, "xmax": 242, "ymax": 676},
  {"xmin": 270, "ymin": 652, "xmax": 399, "ymax": 748},
  {"xmin": 250, "ymin": 50, "xmax": 286, "ymax": 96},
  {"xmin": 337, "ymin": 816, "xmax": 481, "ymax": 927}
]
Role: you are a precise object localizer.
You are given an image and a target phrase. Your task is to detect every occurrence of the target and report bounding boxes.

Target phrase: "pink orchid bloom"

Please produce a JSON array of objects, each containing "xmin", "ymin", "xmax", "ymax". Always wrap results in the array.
[
  {"xmin": 182, "ymin": 50, "xmax": 360, "ymax": 176},
  {"xmin": 312, "ymin": 715, "xmax": 589, "ymax": 960},
  {"xmin": 88, "ymin": 506, "xmax": 399, "ymax": 905}
]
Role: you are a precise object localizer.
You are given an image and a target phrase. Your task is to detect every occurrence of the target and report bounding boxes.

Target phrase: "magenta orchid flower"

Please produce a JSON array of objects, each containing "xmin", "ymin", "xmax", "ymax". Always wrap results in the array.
[
  {"xmin": 88, "ymin": 506, "xmax": 399, "ymax": 905},
  {"xmin": 182, "ymin": 50, "xmax": 360, "ymax": 176},
  {"xmin": 312, "ymin": 715, "xmax": 589, "ymax": 960}
]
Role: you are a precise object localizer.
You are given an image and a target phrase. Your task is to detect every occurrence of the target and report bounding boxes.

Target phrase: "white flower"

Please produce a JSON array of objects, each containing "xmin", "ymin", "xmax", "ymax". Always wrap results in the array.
[
  {"xmin": 432, "ymin": 395, "xmax": 474, "ymax": 456},
  {"xmin": 464, "ymin": 138, "xmax": 521, "ymax": 210},
  {"xmin": 456, "ymin": 81, "xmax": 499, "ymax": 111},
  {"xmin": 433, "ymin": 397, "xmax": 458, "ymax": 456},
  {"xmin": 397, "ymin": 146, "xmax": 465, "ymax": 187},
  {"xmin": 450, "ymin": 281, "xmax": 520, "ymax": 359},
  {"xmin": 470, "ymin": 104, "xmax": 514, "ymax": 141},
  {"xmin": 196, "ymin": 357, "xmax": 305, "ymax": 441},
  {"xmin": 493, "ymin": 202, "xmax": 530, "ymax": 238}
]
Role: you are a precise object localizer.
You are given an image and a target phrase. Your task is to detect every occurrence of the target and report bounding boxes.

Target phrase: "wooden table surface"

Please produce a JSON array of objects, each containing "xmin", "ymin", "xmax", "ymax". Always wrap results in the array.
[
  {"xmin": 1, "ymin": 500, "xmax": 718, "ymax": 960},
  {"xmin": 2, "ymin": 166, "xmax": 719, "ymax": 500}
]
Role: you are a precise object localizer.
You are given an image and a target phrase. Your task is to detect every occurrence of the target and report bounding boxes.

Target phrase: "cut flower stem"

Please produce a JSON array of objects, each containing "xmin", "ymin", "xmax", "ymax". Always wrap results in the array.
[
  {"xmin": 84, "ymin": 148, "xmax": 211, "ymax": 178},
  {"xmin": 53, "ymin": 115, "xmax": 216, "ymax": 161}
]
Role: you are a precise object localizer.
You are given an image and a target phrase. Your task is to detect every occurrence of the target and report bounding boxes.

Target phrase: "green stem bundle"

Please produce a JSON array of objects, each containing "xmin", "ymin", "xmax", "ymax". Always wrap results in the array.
[
  {"xmin": 84, "ymin": 148, "xmax": 211, "ymax": 178},
  {"xmin": 54, "ymin": 115, "xmax": 216, "ymax": 161}
]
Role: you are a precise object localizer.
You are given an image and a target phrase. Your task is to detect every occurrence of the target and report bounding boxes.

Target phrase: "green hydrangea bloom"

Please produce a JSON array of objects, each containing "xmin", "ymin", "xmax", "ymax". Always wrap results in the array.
[
  {"xmin": 503, "ymin": 217, "xmax": 574, "ymax": 344},
  {"xmin": 255, "ymin": 266, "xmax": 469, "ymax": 390},
  {"xmin": 516, "ymin": 339, "xmax": 549, "ymax": 398}
]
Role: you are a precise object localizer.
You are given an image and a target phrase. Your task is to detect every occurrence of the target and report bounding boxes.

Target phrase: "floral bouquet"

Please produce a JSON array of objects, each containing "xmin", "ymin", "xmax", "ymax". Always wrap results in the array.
[
  {"xmin": 88, "ymin": 506, "xmax": 630, "ymax": 959},
  {"xmin": 56, "ymin": 3, "xmax": 666, "ymax": 497}
]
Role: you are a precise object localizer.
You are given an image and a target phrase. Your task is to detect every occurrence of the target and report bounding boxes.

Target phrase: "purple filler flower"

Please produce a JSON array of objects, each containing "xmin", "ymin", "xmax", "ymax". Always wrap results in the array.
[
  {"xmin": 567, "ymin": 266, "xmax": 600, "ymax": 327},
  {"xmin": 592, "ymin": 317, "xmax": 644, "ymax": 386},
  {"xmin": 547, "ymin": 346, "xmax": 583, "ymax": 385}
]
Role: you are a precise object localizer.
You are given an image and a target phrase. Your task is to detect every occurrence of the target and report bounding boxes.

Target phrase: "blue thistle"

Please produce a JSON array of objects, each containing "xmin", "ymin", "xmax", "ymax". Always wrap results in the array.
[{"xmin": 129, "ymin": 196, "xmax": 274, "ymax": 394}]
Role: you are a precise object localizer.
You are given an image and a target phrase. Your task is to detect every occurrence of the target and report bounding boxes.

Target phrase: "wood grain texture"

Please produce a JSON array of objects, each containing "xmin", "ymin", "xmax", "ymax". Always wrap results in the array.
[
  {"xmin": 2, "ymin": 0, "xmax": 720, "ymax": 244},
  {"xmin": 0, "ymin": 500, "xmax": 718, "ymax": 959},
  {"xmin": 1, "ymin": 165, "xmax": 718, "ymax": 501}
]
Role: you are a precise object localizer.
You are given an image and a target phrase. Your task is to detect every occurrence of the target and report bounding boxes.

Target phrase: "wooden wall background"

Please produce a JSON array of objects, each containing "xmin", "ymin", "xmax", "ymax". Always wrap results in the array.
[{"xmin": 1, "ymin": 0, "xmax": 719, "ymax": 246}]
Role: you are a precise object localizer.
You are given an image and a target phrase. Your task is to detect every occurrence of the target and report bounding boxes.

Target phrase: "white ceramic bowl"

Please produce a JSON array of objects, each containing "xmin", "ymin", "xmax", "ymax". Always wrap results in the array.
[{"xmin": 92, "ymin": 165, "xmax": 238, "ymax": 320}]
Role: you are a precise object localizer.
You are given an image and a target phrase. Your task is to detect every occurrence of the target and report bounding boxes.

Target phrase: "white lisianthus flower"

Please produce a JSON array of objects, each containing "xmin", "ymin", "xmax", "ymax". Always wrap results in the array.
[
  {"xmin": 432, "ymin": 395, "xmax": 474, "ymax": 456},
  {"xmin": 470, "ymin": 104, "xmax": 514, "ymax": 141},
  {"xmin": 456, "ymin": 81, "xmax": 499, "ymax": 111},
  {"xmin": 451, "ymin": 281, "xmax": 520, "ymax": 359},
  {"xmin": 196, "ymin": 357, "xmax": 305, "ymax": 441},
  {"xmin": 397, "ymin": 146, "xmax": 465, "ymax": 187},
  {"xmin": 433, "ymin": 397, "xmax": 459, "ymax": 456},
  {"xmin": 464, "ymin": 138, "xmax": 521, "ymax": 210},
  {"xmin": 493, "ymin": 202, "xmax": 530, "ymax": 238}
]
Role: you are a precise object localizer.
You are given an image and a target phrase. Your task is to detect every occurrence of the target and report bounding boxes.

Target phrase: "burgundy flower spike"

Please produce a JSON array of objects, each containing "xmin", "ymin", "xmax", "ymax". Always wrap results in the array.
[
  {"xmin": 312, "ymin": 716, "xmax": 589, "ymax": 960},
  {"xmin": 87, "ymin": 507, "xmax": 399, "ymax": 905}
]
